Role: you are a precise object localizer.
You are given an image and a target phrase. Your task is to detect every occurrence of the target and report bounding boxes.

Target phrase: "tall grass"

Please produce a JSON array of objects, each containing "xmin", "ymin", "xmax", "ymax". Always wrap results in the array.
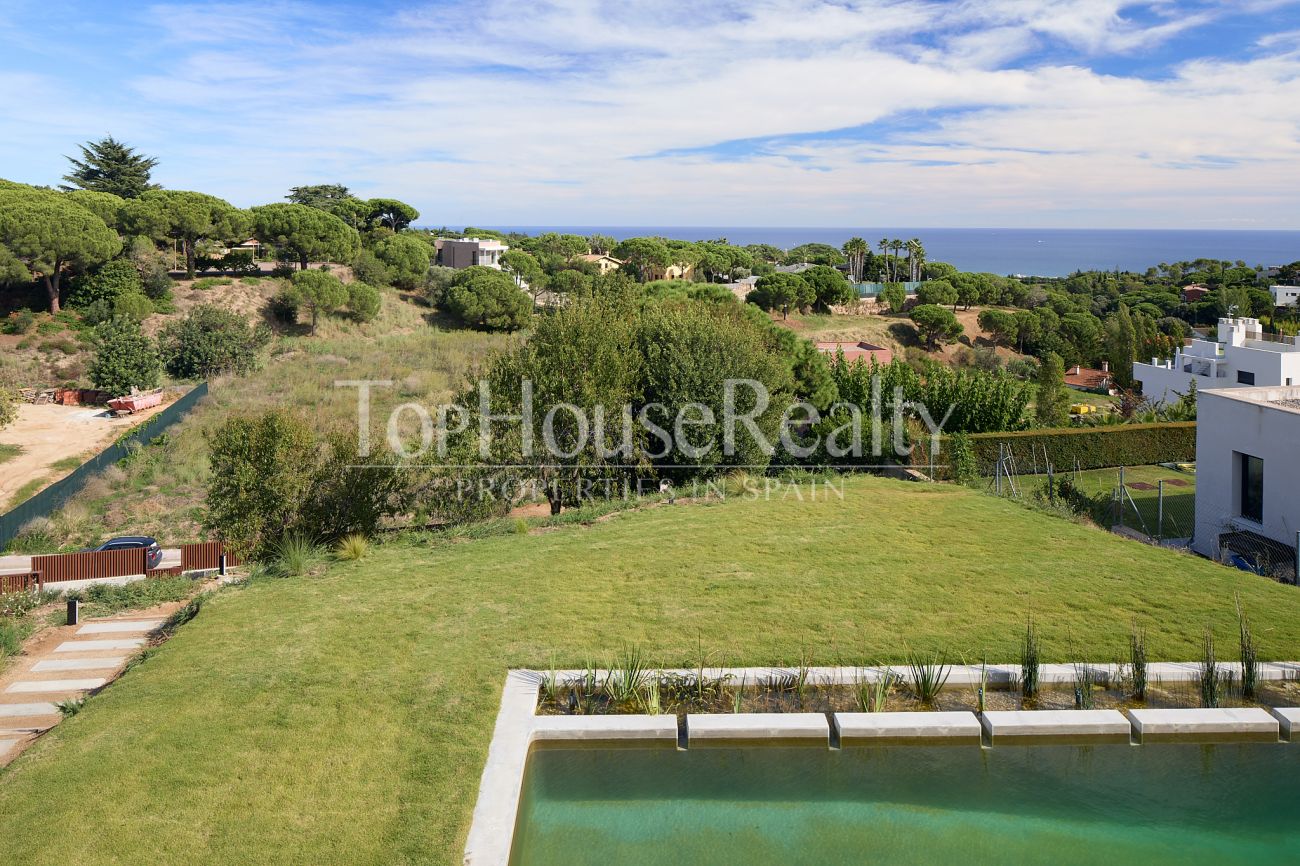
[
  {"xmin": 1199, "ymin": 628, "xmax": 1221, "ymax": 709},
  {"xmin": 335, "ymin": 534, "xmax": 369, "ymax": 562},
  {"xmin": 857, "ymin": 667, "xmax": 895, "ymax": 713},
  {"xmin": 1020, "ymin": 618, "xmax": 1041, "ymax": 702},
  {"xmin": 1236, "ymin": 595, "xmax": 1259, "ymax": 701},
  {"xmin": 605, "ymin": 646, "xmax": 648, "ymax": 705},
  {"xmin": 1072, "ymin": 662, "xmax": 1098, "ymax": 709},
  {"xmin": 1128, "ymin": 625, "xmax": 1148, "ymax": 701},
  {"xmin": 905, "ymin": 651, "xmax": 950, "ymax": 705},
  {"xmin": 270, "ymin": 534, "xmax": 324, "ymax": 577}
]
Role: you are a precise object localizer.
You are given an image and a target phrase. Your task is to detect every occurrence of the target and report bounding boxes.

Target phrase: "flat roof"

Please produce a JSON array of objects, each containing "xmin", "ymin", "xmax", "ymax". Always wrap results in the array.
[{"xmin": 1201, "ymin": 385, "xmax": 1300, "ymax": 415}]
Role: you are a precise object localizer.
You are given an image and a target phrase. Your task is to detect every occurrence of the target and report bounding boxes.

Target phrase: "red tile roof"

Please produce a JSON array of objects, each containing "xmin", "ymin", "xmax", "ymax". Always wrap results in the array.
[{"xmin": 1064, "ymin": 365, "xmax": 1112, "ymax": 391}]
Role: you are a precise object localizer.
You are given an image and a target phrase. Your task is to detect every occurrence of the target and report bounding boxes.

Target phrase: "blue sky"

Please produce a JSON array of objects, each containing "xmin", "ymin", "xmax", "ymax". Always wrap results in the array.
[{"xmin": 1, "ymin": 0, "xmax": 1299, "ymax": 228}]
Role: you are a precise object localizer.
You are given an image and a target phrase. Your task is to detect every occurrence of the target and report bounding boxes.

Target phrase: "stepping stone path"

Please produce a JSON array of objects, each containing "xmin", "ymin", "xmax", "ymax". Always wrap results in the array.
[{"xmin": 1, "ymin": 618, "xmax": 162, "ymax": 766}]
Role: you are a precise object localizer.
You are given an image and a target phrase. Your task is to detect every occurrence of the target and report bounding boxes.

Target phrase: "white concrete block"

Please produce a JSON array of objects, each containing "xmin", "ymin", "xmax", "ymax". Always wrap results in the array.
[
  {"xmin": 532, "ymin": 714, "xmax": 678, "ymax": 743},
  {"xmin": 1128, "ymin": 708, "xmax": 1280, "ymax": 742},
  {"xmin": 835, "ymin": 711, "xmax": 982, "ymax": 744},
  {"xmin": 76, "ymin": 620, "xmax": 161, "ymax": 635},
  {"xmin": 1270, "ymin": 708, "xmax": 1300, "ymax": 741},
  {"xmin": 54, "ymin": 638, "xmax": 143, "ymax": 652},
  {"xmin": 6, "ymin": 678, "xmax": 106, "ymax": 694},
  {"xmin": 31, "ymin": 657, "xmax": 126, "ymax": 672},
  {"xmin": 687, "ymin": 712, "xmax": 829, "ymax": 745},
  {"xmin": 0, "ymin": 703, "xmax": 59, "ymax": 718},
  {"xmin": 980, "ymin": 710, "xmax": 1131, "ymax": 744}
]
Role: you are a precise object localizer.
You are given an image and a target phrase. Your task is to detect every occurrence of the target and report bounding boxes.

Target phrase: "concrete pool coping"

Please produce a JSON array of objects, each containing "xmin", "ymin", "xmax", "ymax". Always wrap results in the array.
[
  {"xmin": 687, "ymin": 712, "xmax": 828, "ymax": 746},
  {"xmin": 463, "ymin": 665, "xmax": 1300, "ymax": 866},
  {"xmin": 836, "ymin": 711, "xmax": 983, "ymax": 745},
  {"xmin": 1128, "ymin": 707, "xmax": 1280, "ymax": 742},
  {"xmin": 981, "ymin": 710, "xmax": 1132, "ymax": 744}
]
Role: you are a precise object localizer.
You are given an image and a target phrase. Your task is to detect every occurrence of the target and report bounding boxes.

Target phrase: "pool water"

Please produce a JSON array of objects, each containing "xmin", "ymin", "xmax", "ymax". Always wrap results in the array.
[{"xmin": 510, "ymin": 743, "xmax": 1300, "ymax": 865}]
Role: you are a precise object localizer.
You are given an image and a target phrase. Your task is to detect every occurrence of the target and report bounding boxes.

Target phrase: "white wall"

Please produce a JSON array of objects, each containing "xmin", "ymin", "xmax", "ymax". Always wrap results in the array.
[{"xmin": 1193, "ymin": 387, "xmax": 1300, "ymax": 559}]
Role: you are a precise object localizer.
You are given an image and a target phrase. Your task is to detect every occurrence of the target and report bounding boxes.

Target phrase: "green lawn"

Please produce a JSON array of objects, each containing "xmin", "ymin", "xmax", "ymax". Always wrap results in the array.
[
  {"xmin": 1014, "ymin": 464, "xmax": 1196, "ymax": 537},
  {"xmin": 1, "ymin": 476, "xmax": 1297, "ymax": 865}
]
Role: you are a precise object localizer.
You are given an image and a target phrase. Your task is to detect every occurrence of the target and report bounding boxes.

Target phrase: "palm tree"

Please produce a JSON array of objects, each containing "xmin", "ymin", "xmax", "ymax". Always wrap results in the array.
[
  {"xmin": 878, "ymin": 238, "xmax": 891, "ymax": 282},
  {"xmin": 890, "ymin": 240, "xmax": 905, "ymax": 282},
  {"xmin": 843, "ymin": 237, "xmax": 868, "ymax": 283},
  {"xmin": 908, "ymin": 238, "xmax": 926, "ymax": 282}
]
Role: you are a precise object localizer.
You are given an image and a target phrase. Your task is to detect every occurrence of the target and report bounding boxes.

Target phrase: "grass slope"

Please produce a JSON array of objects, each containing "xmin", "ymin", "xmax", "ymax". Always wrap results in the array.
[{"xmin": 2, "ymin": 477, "xmax": 1298, "ymax": 865}]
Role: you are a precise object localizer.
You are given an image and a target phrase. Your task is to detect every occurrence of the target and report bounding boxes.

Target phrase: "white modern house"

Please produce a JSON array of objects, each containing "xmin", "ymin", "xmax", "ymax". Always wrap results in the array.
[
  {"xmin": 1271, "ymin": 285, "xmax": 1300, "ymax": 308},
  {"xmin": 1193, "ymin": 385, "xmax": 1300, "ymax": 582},
  {"xmin": 1134, "ymin": 317, "xmax": 1300, "ymax": 405},
  {"xmin": 435, "ymin": 237, "xmax": 508, "ymax": 270}
]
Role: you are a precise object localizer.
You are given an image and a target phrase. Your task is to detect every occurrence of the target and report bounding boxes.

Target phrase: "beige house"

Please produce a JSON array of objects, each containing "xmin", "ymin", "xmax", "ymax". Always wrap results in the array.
[
  {"xmin": 644, "ymin": 261, "xmax": 696, "ymax": 281},
  {"xmin": 435, "ymin": 237, "xmax": 509, "ymax": 270},
  {"xmin": 578, "ymin": 254, "xmax": 623, "ymax": 276}
]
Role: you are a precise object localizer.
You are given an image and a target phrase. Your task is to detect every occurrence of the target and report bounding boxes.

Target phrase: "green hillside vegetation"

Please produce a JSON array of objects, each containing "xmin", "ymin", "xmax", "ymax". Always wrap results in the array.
[{"xmin": 2, "ymin": 476, "xmax": 1298, "ymax": 864}]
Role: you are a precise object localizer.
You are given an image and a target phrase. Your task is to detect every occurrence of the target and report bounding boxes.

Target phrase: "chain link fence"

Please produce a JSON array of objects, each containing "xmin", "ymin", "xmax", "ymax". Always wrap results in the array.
[{"xmin": 984, "ymin": 447, "xmax": 1197, "ymax": 548}]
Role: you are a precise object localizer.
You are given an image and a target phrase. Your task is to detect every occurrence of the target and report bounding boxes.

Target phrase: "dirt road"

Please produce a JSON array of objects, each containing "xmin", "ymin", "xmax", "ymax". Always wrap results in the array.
[{"xmin": 0, "ymin": 402, "xmax": 170, "ymax": 509}]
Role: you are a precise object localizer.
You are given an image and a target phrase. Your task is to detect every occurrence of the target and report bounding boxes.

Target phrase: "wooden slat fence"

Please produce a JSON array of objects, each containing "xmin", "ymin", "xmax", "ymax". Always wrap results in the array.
[
  {"xmin": 180, "ymin": 542, "xmax": 243, "ymax": 571},
  {"xmin": 0, "ymin": 572, "xmax": 41, "ymax": 594},
  {"xmin": 32, "ymin": 549, "xmax": 149, "ymax": 584}
]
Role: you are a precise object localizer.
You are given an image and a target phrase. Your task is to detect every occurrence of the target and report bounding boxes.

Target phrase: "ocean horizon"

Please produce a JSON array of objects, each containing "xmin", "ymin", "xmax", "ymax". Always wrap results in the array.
[{"xmin": 453, "ymin": 226, "xmax": 1300, "ymax": 279}]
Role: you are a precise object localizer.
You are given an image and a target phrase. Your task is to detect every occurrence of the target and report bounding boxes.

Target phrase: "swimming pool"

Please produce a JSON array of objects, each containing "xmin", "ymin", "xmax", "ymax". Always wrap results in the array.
[{"xmin": 510, "ymin": 743, "xmax": 1300, "ymax": 865}]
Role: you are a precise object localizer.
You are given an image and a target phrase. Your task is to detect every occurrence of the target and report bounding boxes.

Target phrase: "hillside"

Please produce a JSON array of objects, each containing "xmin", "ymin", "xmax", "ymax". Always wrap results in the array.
[
  {"xmin": 776, "ymin": 305, "xmax": 1034, "ymax": 367},
  {"xmin": 1, "ymin": 476, "xmax": 1297, "ymax": 864}
]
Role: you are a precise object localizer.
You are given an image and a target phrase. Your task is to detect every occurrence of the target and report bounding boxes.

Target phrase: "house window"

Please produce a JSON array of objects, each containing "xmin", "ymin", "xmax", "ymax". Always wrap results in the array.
[
  {"xmin": 1237, "ymin": 370, "xmax": 1256, "ymax": 385},
  {"xmin": 1240, "ymin": 453, "xmax": 1264, "ymax": 523}
]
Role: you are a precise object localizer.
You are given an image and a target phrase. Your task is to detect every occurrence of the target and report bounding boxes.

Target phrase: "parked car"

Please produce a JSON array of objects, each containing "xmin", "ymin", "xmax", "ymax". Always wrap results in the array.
[{"xmin": 92, "ymin": 536, "xmax": 163, "ymax": 570}]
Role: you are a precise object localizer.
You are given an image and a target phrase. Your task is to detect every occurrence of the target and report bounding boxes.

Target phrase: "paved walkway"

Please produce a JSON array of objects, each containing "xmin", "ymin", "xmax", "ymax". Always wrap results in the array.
[{"xmin": 0, "ymin": 617, "xmax": 162, "ymax": 766}]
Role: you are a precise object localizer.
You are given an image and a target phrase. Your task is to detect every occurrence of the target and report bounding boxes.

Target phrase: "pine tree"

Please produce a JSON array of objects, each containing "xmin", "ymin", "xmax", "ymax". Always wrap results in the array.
[
  {"xmin": 1106, "ymin": 303, "xmax": 1137, "ymax": 389},
  {"xmin": 61, "ymin": 136, "xmax": 159, "ymax": 199},
  {"xmin": 1035, "ymin": 352, "xmax": 1070, "ymax": 428}
]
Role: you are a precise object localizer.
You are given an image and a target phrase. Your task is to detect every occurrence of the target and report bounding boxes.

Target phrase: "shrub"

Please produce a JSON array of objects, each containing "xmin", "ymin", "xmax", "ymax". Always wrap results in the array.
[
  {"xmin": 0, "ymin": 386, "xmax": 16, "ymax": 430},
  {"xmin": 111, "ymin": 292, "xmax": 154, "ymax": 322},
  {"xmin": 268, "ymin": 286, "xmax": 302, "ymax": 324},
  {"xmin": 66, "ymin": 259, "xmax": 142, "ymax": 309},
  {"xmin": 218, "ymin": 251, "xmax": 259, "ymax": 275},
  {"xmin": 158, "ymin": 305, "xmax": 272, "ymax": 379},
  {"xmin": 88, "ymin": 317, "xmax": 161, "ymax": 396},
  {"xmin": 270, "ymin": 262, "xmax": 296, "ymax": 279},
  {"xmin": 443, "ymin": 266, "xmax": 531, "ymax": 331},
  {"xmin": 347, "ymin": 282, "xmax": 381, "ymax": 323},
  {"xmin": 351, "ymin": 249, "xmax": 392, "ymax": 287},
  {"xmin": 7, "ymin": 309, "xmax": 36, "ymax": 335}
]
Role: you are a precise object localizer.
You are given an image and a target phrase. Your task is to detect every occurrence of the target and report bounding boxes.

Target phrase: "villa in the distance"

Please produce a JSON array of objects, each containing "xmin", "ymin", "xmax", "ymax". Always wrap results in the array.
[
  {"xmin": 814, "ymin": 341, "xmax": 893, "ymax": 366},
  {"xmin": 1271, "ymin": 285, "xmax": 1300, "ymax": 308},
  {"xmin": 1134, "ymin": 317, "xmax": 1300, "ymax": 404},
  {"xmin": 435, "ymin": 237, "xmax": 508, "ymax": 269},
  {"xmin": 1064, "ymin": 363, "xmax": 1116, "ymax": 395},
  {"xmin": 577, "ymin": 253, "xmax": 623, "ymax": 275}
]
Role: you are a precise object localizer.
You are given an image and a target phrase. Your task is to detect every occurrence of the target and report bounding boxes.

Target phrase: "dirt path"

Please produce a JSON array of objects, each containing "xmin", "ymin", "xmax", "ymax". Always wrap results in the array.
[{"xmin": 0, "ymin": 402, "xmax": 170, "ymax": 509}]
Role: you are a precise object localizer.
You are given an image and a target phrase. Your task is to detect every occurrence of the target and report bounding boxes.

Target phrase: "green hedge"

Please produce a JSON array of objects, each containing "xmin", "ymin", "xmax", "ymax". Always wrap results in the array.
[
  {"xmin": 966, "ymin": 422, "xmax": 1196, "ymax": 474},
  {"xmin": 913, "ymin": 422, "xmax": 1197, "ymax": 478}
]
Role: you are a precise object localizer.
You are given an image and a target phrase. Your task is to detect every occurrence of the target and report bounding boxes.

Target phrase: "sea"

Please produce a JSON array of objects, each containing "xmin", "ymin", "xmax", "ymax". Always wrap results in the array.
[{"xmin": 467, "ymin": 226, "xmax": 1300, "ymax": 279}]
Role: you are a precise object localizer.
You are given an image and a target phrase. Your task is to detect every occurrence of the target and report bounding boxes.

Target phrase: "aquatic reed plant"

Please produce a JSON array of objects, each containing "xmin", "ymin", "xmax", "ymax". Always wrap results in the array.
[
  {"xmin": 1128, "ymin": 625, "xmax": 1148, "ymax": 702},
  {"xmin": 731, "ymin": 676, "xmax": 746, "ymax": 714},
  {"xmin": 857, "ymin": 667, "xmax": 896, "ymax": 713},
  {"xmin": 1020, "ymin": 618, "xmax": 1041, "ymax": 702},
  {"xmin": 1200, "ymin": 629, "xmax": 1221, "ymax": 709},
  {"xmin": 1237, "ymin": 595, "xmax": 1259, "ymax": 701},
  {"xmin": 1072, "ymin": 662, "xmax": 1098, "ymax": 709},
  {"xmin": 606, "ymin": 646, "xmax": 648, "ymax": 705},
  {"xmin": 906, "ymin": 651, "xmax": 950, "ymax": 705}
]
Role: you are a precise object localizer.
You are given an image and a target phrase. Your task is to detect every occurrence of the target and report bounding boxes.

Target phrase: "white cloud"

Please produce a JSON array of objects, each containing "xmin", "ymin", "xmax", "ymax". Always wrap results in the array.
[{"xmin": 3, "ymin": 0, "xmax": 1299, "ymax": 227}]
